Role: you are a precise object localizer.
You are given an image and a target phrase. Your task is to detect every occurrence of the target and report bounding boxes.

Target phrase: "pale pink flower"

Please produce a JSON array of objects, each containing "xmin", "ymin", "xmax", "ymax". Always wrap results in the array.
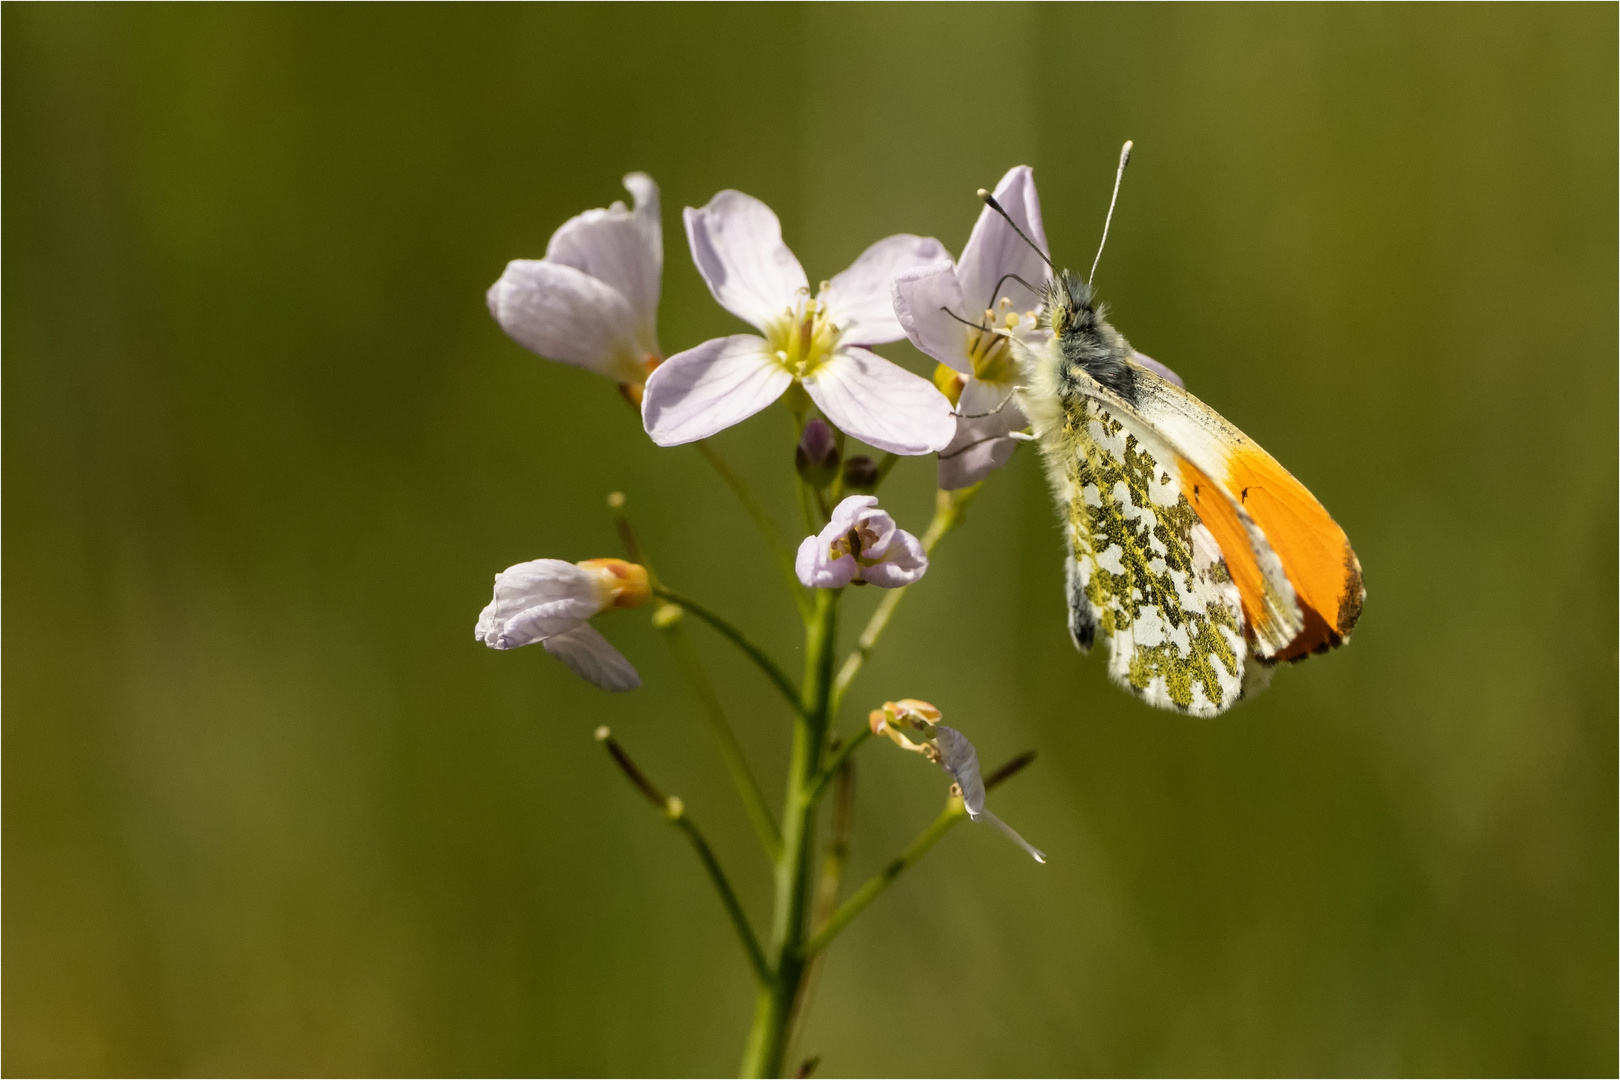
[
  {"xmin": 475, "ymin": 558, "xmax": 649, "ymax": 692},
  {"xmin": 486, "ymin": 173, "xmax": 663, "ymax": 389},
  {"xmin": 892, "ymin": 165, "xmax": 1050, "ymax": 489},
  {"xmin": 641, "ymin": 191, "xmax": 956, "ymax": 455},
  {"xmin": 795, "ymin": 496, "xmax": 927, "ymax": 589}
]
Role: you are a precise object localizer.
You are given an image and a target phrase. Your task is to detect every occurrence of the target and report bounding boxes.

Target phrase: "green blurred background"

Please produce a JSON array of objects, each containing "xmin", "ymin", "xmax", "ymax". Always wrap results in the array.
[{"xmin": 5, "ymin": 4, "xmax": 1615, "ymax": 1076}]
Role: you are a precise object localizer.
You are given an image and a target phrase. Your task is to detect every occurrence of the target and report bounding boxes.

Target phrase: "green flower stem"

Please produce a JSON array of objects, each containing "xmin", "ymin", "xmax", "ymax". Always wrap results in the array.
[
  {"xmin": 801, "ymin": 749, "xmax": 1037, "ymax": 960},
  {"xmin": 741, "ymin": 586, "xmax": 840, "ymax": 1078},
  {"xmin": 651, "ymin": 585, "xmax": 805, "ymax": 718},
  {"xmin": 828, "ymin": 483, "xmax": 983, "ymax": 716},
  {"xmin": 595, "ymin": 727, "xmax": 769, "ymax": 985},
  {"xmin": 660, "ymin": 618, "xmax": 783, "ymax": 861},
  {"xmin": 695, "ymin": 439, "xmax": 811, "ymax": 620},
  {"xmin": 805, "ymin": 727, "xmax": 872, "ymax": 805},
  {"xmin": 788, "ymin": 756, "xmax": 857, "ymax": 1055}
]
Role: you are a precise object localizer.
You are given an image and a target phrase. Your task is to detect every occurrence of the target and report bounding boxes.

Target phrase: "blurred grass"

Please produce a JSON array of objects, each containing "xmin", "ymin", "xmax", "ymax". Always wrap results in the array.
[{"xmin": 3, "ymin": 3, "xmax": 1614, "ymax": 1076}]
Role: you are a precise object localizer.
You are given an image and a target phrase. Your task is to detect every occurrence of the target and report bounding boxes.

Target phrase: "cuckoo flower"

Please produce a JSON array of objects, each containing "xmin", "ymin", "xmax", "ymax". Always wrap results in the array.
[
  {"xmin": 475, "ymin": 557, "xmax": 650, "ymax": 692},
  {"xmin": 641, "ymin": 190, "xmax": 956, "ymax": 455},
  {"xmin": 486, "ymin": 173, "xmax": 663, "ymax": 395},
  {"xmin": 796, "ymin": 496, "xmax": 927, "ymax": 589},
  {"xmin": 892, "ymin": 165, "xmax": 1051, "ymax": 489}
]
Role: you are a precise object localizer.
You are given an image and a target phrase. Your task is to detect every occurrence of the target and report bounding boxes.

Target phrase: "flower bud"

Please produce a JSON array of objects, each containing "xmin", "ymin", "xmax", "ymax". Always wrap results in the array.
[
  {"xmin": 577, "ymin": 558, "xmax": 651, "ymax": 610},
  {"xmin": 795, "ymin": 418, "xmax": 841, "ymax": 487},
  {"xmin": 842, "ymin": 455, "xmax": 879, "ymax": 492}
]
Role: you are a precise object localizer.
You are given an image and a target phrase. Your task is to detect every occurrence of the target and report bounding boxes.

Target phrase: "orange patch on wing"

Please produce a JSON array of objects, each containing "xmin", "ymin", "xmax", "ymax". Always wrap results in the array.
[
  {"xmin": 1177, "ymin": 458, "xmax": 1278, "ymax": 646},
  {"xmin": 1224, "ymin": 446, "xmax": 1362, "ymax": 661}
]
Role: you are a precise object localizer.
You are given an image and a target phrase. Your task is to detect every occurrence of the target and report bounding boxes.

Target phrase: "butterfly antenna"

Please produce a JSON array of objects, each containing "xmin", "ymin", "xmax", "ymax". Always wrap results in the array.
[
  {"xmin": 1088, "ymin": 140, "xmax": 1133, "ymax": 286},
  {"xmin": 976, "ymin": 187, "xmax": 1053, "ymax": 270}
]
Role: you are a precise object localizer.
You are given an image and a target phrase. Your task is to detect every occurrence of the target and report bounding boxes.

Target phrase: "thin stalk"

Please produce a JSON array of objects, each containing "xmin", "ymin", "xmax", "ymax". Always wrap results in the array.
[
  {"xmin": 595, "ymin": 727, "xmax": 769, "ymax": 984},
  {"xmin": 805, "ymin": 727, "xmax": 871, "ymax": 804},
  {"xmin": 828, "ymin": 484, "xmax": 983, "ymax": 716},
  {"xmin": 695, "ymin": 439, "xmax": 810, "ymax": 619},
  {"xmin": 740, "ymin": 587, "xmax": 840, "ymax": 1078},
  {"xmin": 801, "ymin": 750, "xmax": 1038, "ymax": 959},
  {"xmin": 661, "ymin": 619, "xmax": 782, "ymax": 860},
  {"xmin": 652, "ymin": 585, "xmax": 804, "ymax": 718},
  {"xmin": 787, "ymin": 755, "xmax": 856, "ymax": 1057}
]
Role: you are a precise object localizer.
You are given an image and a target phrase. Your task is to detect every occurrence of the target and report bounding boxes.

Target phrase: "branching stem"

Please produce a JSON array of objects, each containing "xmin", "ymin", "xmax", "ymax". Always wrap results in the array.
[{"xmin": 652, "ymin": 585, "xmax": 805, "ymax": 718}]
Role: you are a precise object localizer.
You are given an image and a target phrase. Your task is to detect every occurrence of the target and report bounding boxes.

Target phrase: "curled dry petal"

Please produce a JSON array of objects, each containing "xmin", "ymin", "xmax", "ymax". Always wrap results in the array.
[
  {"xmin": 825, "ymin": 234, "xmax": 952, "ymax": 346},
  {"xmin": 641, "ymin": 335, "xmax": 794, "ymax": 446},
  {"xmin": 801, "ymin": 347, "xmax": 955, "ymax": 456},
  {"xmin": 935, "ymin": 725, "xmax": 1044, "ymax": 863},
  {"xmin": 684, "ymin": 190, "xmax": 808, "ymax": 332}
]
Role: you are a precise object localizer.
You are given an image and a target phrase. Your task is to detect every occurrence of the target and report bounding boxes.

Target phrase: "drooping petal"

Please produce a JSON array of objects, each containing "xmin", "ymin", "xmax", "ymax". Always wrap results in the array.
[
  {"xmin": 891, "ymin": 261, "xmax": 975, "ymax": 374},
  {"xmin": 861, "ymin": 527, "xmax": 928, "ymax": 588},
  {"xmin": 958, "ymin": 165, "xmax": 1051, "ymax": 316},
  {"xmin": 641, "ymin": 335, "xmax": 791, "ymax": 446},
  {"xmin": 542, "ymin": 623, "xmax": 641, "ymax": 692},
  {"xmin": 1131, "ymin": 350, "xmax": 1185, "ymax": 389},
  {"xmin": 933, "ymin": 725, "xmax": 987, "ymax": 816},
  {"xmin": 938, "ymin": 419, "xmax": 1019, "ymax": 490},
  {"xmin": 544, "ymin": 176, "xmax": 662, "ymax": 357},
  {"xmin": 795, "ymin": 533, "xmax": 857, "ymax": 589},
  {"xmin": 684, "ymin": 191, "xmax": 808, "ymax": 333},
  {"xmin": 476, "ymin": 559, "xmax": 604, "ymax": 649},
  {"xmin": 802, "ymin": 347, "xmax": 955, "ymax": 455},
  {"xmin": 486, "ymin": 260, "xmax": 645, "ymax": 383},
  {"xmin": 825, "ymin": 234, "xmax": 951, "ymax": 346}
]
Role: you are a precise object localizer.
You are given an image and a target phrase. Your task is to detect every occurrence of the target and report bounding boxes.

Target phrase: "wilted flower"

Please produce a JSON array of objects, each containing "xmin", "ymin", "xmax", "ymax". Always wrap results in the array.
[
  {"xmin": 641, "ymin": 190, "xmax": 956, "ymax": 455},
  {"xmin": 869, "ymin": 699, "xmax": 1045, "ymax": 863},
  {"xmin": 892, "ymin": 165, "xmax": 1050, "ymax": 489},
  {"xmin": 475, "ymin": 557, "xmax": 650, "ymax": 692},
  {"xmin": 486, "ymin": 173, "xmax": 663, "ymax": 396},
  {"xmin": 796, "ymin": 496, "xmax": 927, "ymax": 589}
]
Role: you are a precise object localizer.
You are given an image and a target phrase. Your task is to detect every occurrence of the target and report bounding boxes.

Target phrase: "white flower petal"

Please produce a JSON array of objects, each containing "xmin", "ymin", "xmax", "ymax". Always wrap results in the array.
[
  {"xmin": 958, "ymin": 165, "xmax": 1050, "ymax": 316},
  {"xmin": 544, "ymin": 177, "xmax": 662, "ymax": 357},
  {"xmin": 826, "ymin": 494, "xmax": 880, "ymax": 536},
  {"xmin": 684, "ymin": 191, "xmax": 808, "ymax": 332},
  {"xmin": 486, "ymin": 260, "xmax": 645, "ymax": 383},
  {"xmin": 862, "ymin": 528, "xmax": 927, "ymax": 588},
  {"xmin": 891, "ymin": 261, "xmax": 975, "ymax": 374},
  {"xmin": 796, "ymin": 534, "xmax": 856, "ymax": 589},
  {"xmin": 641, "ymin": 335, "xmax": 792, "ymax": 446},
  {"xmin": 826, "ymin": 234, "xmax": 951, "ymax": 346},
  {"xmin": 934, "ymin": 725, "xmax": 986, "ymax": 817},
  {"xmin": 476, "ymin": 559, "xmax": 603, "ymax": 649},
  {"xmin": 802, "ymin": 348, "xmax": 955, "ymax": 456},
  {"xmin": 542, "ymin": 623, "xmax": 641, "ymax": 692},
  {"xmin": 938, "ymin": 426, "xmax": 1018, "ymax": 490},
  {"xmin": 1131, "ymin": 350, "xmax": 1185, "ymax": 389}
]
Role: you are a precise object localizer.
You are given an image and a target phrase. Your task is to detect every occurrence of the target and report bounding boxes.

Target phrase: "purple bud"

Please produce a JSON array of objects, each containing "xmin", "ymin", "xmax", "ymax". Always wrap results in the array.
[
  {"xmin": 842, "ymin": 455, "xmax": 879, "ymax": 492},
  {"xmin": 795, "ymin": 419, "xmax": 841, "ymax": 487}
]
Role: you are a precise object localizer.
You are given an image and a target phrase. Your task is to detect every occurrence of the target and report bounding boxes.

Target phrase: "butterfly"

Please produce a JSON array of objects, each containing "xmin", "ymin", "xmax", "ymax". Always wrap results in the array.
[{"xmin": 993, "ymin": 144, "xmax": 1364, "ymax": 717}]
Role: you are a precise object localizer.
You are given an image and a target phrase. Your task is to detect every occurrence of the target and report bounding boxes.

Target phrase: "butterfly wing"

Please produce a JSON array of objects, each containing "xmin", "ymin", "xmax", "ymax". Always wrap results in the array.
[
  {"xmin": 1118, "ymin": 361, "xmax": 1365, "ymax": 661},
  {"xmin": 1050, "ymin": 395, "xmax": 1256, "ymax": 716}
]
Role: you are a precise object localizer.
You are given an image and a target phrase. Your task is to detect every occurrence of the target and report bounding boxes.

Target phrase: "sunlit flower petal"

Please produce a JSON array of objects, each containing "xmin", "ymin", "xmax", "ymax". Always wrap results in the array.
[
  {"xmin": 641, "ymin": 335, "xmax": 793, "ymax": 446},
  {"xmin": 892, "ymin": 260, "xmax": 975, "ymax": 374},
  {"xmin": 825, "ymin": 234, "xmax": 951, "ymax": 346},
  {"xmin": 475, "ymin": 559, "xmax": 605, "ymax": 650},
  {"xmin": 542, "ymin": 623, "xmax": 641, "ymax": 692},
  {"xmin": 486, "ymin": 261, "xmax": 646, "ymax": 384},
  {"xmin": 861, "ymin": 528, "xmax": 927, "ymax": 587},
  {"xmin": 958, "ymin": 164, "xmax": 1049, "ymax": 315},
  {"xmin": 684, "ymin": 190, "xmax": 808, "ymax": 332},
  {"xmin": 545, "ymin": 172, "xmax": 662, "ymax": 356},
  {"xmin": 802, "ymin": 347, "xmax": 955, "ymax": 455}
]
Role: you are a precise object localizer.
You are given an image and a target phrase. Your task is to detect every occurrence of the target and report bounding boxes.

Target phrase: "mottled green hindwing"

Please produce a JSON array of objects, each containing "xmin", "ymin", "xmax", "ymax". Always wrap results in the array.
[{"xmin": 1054, "ymin": 397, "xmax": 1253, "ymax": 716}]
